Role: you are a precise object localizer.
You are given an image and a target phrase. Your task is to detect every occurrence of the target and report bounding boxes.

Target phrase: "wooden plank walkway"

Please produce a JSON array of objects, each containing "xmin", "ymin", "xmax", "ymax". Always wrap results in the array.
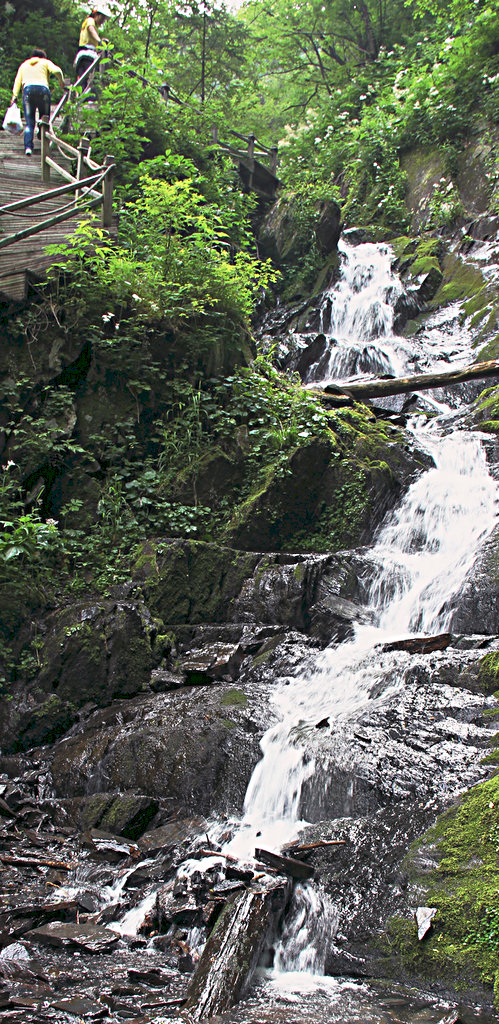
[{"xmin": 0, "ymin": 128, "xmax": 113, "ymax": 302}]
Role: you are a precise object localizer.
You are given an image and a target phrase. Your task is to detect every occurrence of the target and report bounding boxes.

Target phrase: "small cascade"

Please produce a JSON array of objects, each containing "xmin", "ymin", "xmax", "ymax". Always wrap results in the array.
[
  {"xmin": 305, "ymin": 242, "xmax": 407, "ymax": 383},
  {"xmin": 273, "ymin": 884, "xmax": 338, "ymax": 974},
  {"xmin": 110, "ymin": 889, "xmax": 158, "ymax": 937},
  {"xmin": 371, "ymin": 427, "xmax": 498, "ymax": 634}
]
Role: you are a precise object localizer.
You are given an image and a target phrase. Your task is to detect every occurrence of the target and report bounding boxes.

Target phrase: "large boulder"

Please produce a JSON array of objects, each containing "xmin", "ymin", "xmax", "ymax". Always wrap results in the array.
[
  {"xmin": 0, "ymin": 598, "xmax": 161, "ymax": 752},
  {"xmin": 258, "ymin": 196, "xmax": 341, "ymax": 269}
]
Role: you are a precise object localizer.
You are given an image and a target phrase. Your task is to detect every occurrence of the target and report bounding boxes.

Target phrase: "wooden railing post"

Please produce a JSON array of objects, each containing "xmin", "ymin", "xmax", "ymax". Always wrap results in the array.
[
  {"xmin": 270, "ymin": 145, "xmax": 278, "ymax": 175},
  {"xmin": 76, "ymin": 136, "xmax": 90, "ymax": 198},
  {"xmin": 247, "ymin": 133, "xmax": 255, "ymax": 191},
  {"xmin": 40, "ymin": 116, "xmax": 50, "ymax": 184},
  {"xmin": 102, "ymin": 155, "xmax": 115, "ymax": 227}
]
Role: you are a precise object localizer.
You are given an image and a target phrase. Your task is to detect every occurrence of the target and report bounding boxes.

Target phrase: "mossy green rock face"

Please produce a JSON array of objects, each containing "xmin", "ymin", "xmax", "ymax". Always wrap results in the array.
[
  {"xmin": 401, "ymin": 133, "xmax": 496, "ymax": 231},
  {"xmin": 137, "ymin": 540, "xmax": 261, "ymax": 625},
  {"xmin": 224, "ymin": 428, "xmax": 431, "ymax": 553},
  {"xmin": 401, "ymin": 149, "xmax": 446, "ymax": 230},
  {"xmin": 79, "ymin": 792, "xmax": 159, "ymax": 839},
  {"xmin": 381, "ymin": 773, "xmax": 499, "ymax": 1007}
]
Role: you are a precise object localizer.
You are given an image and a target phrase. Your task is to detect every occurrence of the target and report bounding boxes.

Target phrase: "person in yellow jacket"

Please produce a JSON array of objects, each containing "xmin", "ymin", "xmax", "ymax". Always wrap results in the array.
[
  {"xmin": 11, "ymin": 48, "xmax": 66, "ymax": 155},
  {"xmin": 74, "ymin": 9, "xmax": 107, "ymax": 86}
]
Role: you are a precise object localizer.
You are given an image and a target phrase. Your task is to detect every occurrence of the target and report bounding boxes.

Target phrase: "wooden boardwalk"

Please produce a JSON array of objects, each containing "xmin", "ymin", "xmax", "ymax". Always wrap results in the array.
[{"xmin": 0, "ymin": 130, "xmax": 84, "ymax": 302}]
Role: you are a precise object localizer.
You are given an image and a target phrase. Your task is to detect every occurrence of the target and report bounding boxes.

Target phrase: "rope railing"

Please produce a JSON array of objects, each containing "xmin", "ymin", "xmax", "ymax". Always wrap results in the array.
[
  {"xmin": 52, "ymin": 50, "xmax": 278, "ymax": 190},
  {"xmin": 0, "ymin": 172, "xmax": 103, "ymax": 217}
]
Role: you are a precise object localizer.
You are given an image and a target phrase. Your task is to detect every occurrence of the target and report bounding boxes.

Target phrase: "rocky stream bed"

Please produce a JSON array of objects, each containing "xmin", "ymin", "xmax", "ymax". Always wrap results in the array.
[{"xmin": 2, "ymin": 235, "xmax": 499, "ymax": 1023}]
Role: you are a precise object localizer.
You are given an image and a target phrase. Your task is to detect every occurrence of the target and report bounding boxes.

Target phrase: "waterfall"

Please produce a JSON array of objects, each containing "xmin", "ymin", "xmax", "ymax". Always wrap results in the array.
[
  {"xmin": 306, "ymin": 242, "xmax": 407, "ymax": 383},
  {"xmin": 223, "ymin": 238, "xmax": 498, "ymax": 978}
]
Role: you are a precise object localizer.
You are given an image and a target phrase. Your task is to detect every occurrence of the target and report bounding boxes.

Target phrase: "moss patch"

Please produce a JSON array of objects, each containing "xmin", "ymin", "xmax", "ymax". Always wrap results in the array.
[
  {"xmin": 220, "ymin": 688, "xmax": 248, "ymax": 708},
  {"xmin": 382, "ymin": 772, "xmax": 499, "ymax": 1004},
  {"xmin": 479, "ymin": 653, "xmax": 499, "ymax": 695}
]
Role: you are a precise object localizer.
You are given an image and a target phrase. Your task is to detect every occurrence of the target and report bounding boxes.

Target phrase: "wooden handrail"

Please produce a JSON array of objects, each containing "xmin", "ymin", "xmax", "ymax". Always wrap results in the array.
[
  {"xmin": 0, "ymin": 173, "xmax": 102, "ymax": 216},
  {"xmin": 50, "ymin": 51, "xmax": 103, "ymax": 126},
  {"xmin": 39, "ymin": 117, "xmax": 115, "ymax": 226},
  {"xmin": 0, "ymin": 196, "xmax": 102, "ymax": 250}
]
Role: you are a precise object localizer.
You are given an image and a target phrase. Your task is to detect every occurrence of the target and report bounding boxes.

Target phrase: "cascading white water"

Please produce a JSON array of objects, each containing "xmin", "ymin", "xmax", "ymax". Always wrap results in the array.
[
  {"xmin": 224, "ymin": 239, "xmax": 499, "ymax": 977},
  {"xmin": 306, "ymin": 242, "xmax": 407, "ymax": 383}
]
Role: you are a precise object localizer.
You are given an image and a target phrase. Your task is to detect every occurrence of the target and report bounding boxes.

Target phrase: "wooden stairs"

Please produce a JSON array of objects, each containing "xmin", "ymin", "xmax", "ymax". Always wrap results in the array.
[{"xmin": 0, "ymin": 127, "xmax": 113, "ymax": 303}]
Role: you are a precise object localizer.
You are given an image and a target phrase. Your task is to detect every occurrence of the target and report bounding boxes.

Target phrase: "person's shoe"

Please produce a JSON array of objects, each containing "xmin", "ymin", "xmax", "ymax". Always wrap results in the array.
[{"xmin": 25, "ymin": 147, "xmax": 32, "ymax": 155}]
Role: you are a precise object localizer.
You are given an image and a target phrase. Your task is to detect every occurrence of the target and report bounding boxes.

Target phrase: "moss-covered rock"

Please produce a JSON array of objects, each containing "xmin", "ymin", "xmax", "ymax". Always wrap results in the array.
[
  {"xmin": 224, "ymin": 412, "xmax": 431, "ymax": 553},
  {"xmin": 79, "ymin": 792, "xmax": 159, "ymax": 839},
  {"xmin": 380, "ymin": 773, "xmax": 499, "ymax": 1007},
  {"xmin": 1, "ymin": 599, "xmax": 160, "ymax": 752}
]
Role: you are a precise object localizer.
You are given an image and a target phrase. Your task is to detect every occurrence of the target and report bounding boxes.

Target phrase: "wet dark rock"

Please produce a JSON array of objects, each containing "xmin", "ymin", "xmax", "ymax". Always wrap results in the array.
[
  {"xmin": 127, "ymin": 966, "xmax": 175, "ymax": 986},
  {"xmin": 393, "ymin": 268, "xmax": 442, "ymax": 332},
  {"xmin": 149, "ymin": 668, "xmax": 186, "ymax": 692},
  {"xmin": 79, "ymin": 792, "xmax": 159, "ymax": 839},
  {"xmin": 467, "ymin": 216, "xmax": 499, "ymax": 241},
  {"xmin": 50, "ymin": 995, "xmax": 107, "ymax": 1018},
  {"xmin": 185, "ymin": 878, "xmax": 291, "ymax": 1019},
  {"xmin": 138, "ymin": 818, "xmax": 207, "ymax": 857},
  {"xmin": 179, "ymin": 643, "xmax": 247, "ymax": 684},
  {"xmin": 258, "ymin": 196, "xmax": 341, "ymax": 269},
  {"xmin": 48, "ymin": 684, "xmax": 274, "ymax": 818},
  {"xmin": 80, "ymin": 830, "xmax": 140, "ymax": 861},
  {"xmin": 156, "ymin": 883, "xmax": 203, "ymax": 928},
  {"xmin": 314, "ymin": 200, "xmax": 342, "ymax": 257},
  {"xmin": 449, "ymin": 527, "xmax": 499, "ymax": 635},
  {"xmin": 289, "ymin": 333, "xmax": 331, "ymax": 381},
  {"xmin": 26, "ymin": 922, "xmax": 120, "ymax": 953},
  {"xmin": 0, "ymin": 599, "xmax": 159, "ymax": 753}
]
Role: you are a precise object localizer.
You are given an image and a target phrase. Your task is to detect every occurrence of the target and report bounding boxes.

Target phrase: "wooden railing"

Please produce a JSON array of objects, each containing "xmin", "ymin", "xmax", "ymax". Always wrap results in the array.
[
  {"xmin": 0, "ymin": 115, "xmax": 115, "ymax": 251},
  {"xmin": 50, "ymin": 51, "xmax": 103, "ymax": 125},
  {"xmin": 40, "ymin": 118, "xmax": 114, "ymax": 226},
  {"xmin": 214, "ymin": 129, "xmax": 278, "ymax": 176}
]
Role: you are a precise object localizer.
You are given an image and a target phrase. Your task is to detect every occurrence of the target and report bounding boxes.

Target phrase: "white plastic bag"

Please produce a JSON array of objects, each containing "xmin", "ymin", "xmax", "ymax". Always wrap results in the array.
[{"xmin": 2, "ymin": 103, "xmax": 22, "ymax": 134}]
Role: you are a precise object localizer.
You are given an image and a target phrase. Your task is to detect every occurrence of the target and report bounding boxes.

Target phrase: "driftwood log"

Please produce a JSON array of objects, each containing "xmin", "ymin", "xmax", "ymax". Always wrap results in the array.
[
  {"xmin": 184, "ymin": 876, "xmax": 291, "ymax": 1020},
  {"xmin": 316, "ymin": 359, "xmax": 499, "ymax": 403},
  {"xmin": 381, "ymin": 633, "xmax": 452, "ymax": 654}
]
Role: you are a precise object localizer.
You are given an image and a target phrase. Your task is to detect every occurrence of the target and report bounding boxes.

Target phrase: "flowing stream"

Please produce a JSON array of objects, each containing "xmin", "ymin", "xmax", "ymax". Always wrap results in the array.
[{"xmin": 220, "ymin": 240, "xmax": 498, "ymax": 982}]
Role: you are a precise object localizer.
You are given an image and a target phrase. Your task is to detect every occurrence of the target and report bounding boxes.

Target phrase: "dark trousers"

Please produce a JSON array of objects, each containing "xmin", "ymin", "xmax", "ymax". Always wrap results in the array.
[
  {"xmin": 75, "ymin": 54, "xmax": 96, "ymax": 83},
  {"xmin": 22, "ymin": 84, "xmax": 50, "ymax": 151}
]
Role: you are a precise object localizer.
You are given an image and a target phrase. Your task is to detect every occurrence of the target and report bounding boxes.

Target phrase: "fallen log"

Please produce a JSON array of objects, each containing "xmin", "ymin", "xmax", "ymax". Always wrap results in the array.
[
  {"xmin": 318, "ymin": 359, "xmax": 499, "ymax": 402},
  {"xmin": 283, "ymin": 839, "xmax": 346, "ymax": 854},
  {"xmin": 254, "ymin": 847, "xmax": 314, "ymax": 880},
  {"xmin": 0, "ymin": 855, "xmax": 74, "ymax": 871},
  {"xmin": 184, "ymin": 876, "xmax": 291, "ymax": 1020},
  {"xmin": 381, "ymin": 633, "xmax": 452, "ymax": 654}
]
